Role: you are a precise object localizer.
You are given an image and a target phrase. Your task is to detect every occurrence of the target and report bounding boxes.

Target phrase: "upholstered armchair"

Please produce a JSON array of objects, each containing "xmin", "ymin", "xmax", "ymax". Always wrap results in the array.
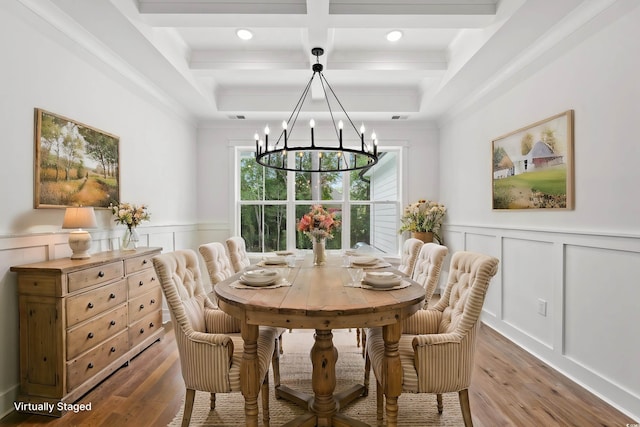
[
  {"xmin": 397, "ymin": 237, "xmax": 424, "ymax": 276},
  {"xmin": 152, "ymin": 249, "xmax": 279, "ymax": 426},
  {"xmin": 410, "ymin": 242, "xmax": 449, "ymax": 303},
  {"xmin": 365, "ymin": 251, "xmax": 499, "ymax": 426},
  {"xmin": 359, "ymin": 242, "xmax": 449, "ymax": 356},
  {"xmin": 199, "ymin": 242, "xmax": 286, "ymax": 355},
  {"xmin": 198, "ymin": 242, "xmax": 235, "ymax": 285},
  {"xmin": 225, "ymin": 236, "xmax": 251, "ymax": 273}
]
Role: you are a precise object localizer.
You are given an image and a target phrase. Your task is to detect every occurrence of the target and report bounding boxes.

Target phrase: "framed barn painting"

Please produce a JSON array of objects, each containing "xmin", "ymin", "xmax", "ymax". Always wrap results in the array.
[
  {"xmin": 34, "ymin": 108, "xmax": 120, "ymax": 208},
  {"xmin": 492, "ymin": 110, "xmax": 574, "ymax": 210}
]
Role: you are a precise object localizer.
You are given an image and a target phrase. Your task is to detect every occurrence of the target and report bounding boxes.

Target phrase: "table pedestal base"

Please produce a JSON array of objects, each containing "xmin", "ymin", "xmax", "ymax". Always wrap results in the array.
[{"xmin": 276, "ymin": 329, "xmax": 369, "ymax": 427}]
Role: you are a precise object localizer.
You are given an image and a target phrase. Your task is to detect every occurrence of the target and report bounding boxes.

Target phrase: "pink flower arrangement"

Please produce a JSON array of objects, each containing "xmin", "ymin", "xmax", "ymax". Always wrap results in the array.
[{"xmin": 297, "ymin": 204, "xmax": 341, "ymax": 240}]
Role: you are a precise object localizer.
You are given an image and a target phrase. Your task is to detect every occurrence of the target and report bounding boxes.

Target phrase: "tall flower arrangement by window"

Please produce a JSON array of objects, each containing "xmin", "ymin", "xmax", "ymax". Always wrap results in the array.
[
  {"xmin": 399, "ymin": 199, "xmax": 446, "ymax": 244},
  {"xmin": 297, "ymin": 204, "xmax": 341, "ymax": 240},
  {"xmin": 297, "ymin": 204, "xmax": 341, "ymax": 265},
  {"xmin": 111, "ymin": 202, "xmax": 150, "ymax": 250}
]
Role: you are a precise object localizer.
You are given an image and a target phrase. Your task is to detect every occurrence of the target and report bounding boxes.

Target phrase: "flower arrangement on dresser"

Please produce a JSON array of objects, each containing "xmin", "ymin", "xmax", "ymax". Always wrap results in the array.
[
  {"xmin": 399, "ymin": 199, "xmax": 446, "ymax": 244},
  {"xmin": 110, "ymin": 202, "xmax": 150, "ymax": 250}
]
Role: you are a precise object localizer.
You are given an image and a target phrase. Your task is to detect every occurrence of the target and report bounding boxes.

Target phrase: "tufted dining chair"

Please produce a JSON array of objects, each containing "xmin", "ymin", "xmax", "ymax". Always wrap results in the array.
[
  {"xmin": 198, "ymin": 242, "xmax": 235, "ymax": 285},
  {"xmin": 397, "ymin": 238, "xmax": 425, "ymax": 276},
  {"xmin": 225, "ymin": 236, "xmax": 251, "ymax": 273},
  {"xmin": 410, "ymin": 242, "xmax": 449, "ymax": 303},
  {"xmin": 360, "ymin": 242, "xmax": 449, "ymax": 356},
  {"xmin": 199, "ymin": 242, "xmax": 286, "ymax": 355},
  {"xmin": 364, "ymin": 251, "xmax": 499, "ymax": 426},
  {"xmin": 152, "ymin": 249, "xmax": 279, "ymax": 427}
]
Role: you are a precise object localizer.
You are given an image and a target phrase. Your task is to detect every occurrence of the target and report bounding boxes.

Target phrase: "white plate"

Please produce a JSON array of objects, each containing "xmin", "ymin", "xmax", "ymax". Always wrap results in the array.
[
  {"xmin": 351, "ymin": 256, "xmax": 379, "ymax": 266},
  {"xmin": 274, "ymin": 251, "xmax": 294, "ymax": 256},
  {"xmin": 364, "ymin": 271, "xmax": 402, "ymax": 288},
  {"xmin": 263, "ymin": 256, "xmax": 288, "ymax": 265},
  {"xmin": 240, "ymin": 269, "xmax": 278, "ymax": 286}
]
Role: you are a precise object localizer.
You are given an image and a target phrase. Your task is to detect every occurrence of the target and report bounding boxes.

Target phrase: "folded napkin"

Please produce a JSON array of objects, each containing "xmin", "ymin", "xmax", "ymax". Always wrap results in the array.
[
  {"xmin": 230, "ymin": 278, "xmax": 292, "ymax": 289},
  {"xmin": 349, "ymin": 280, "xmax": 411, "ymax": 291}
]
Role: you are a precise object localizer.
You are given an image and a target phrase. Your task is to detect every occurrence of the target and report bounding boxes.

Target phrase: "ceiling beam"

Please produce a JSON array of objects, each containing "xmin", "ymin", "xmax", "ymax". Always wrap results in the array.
[{"xmin": 137, "ymin": 0, "xmax": 307, "ymax": 15}]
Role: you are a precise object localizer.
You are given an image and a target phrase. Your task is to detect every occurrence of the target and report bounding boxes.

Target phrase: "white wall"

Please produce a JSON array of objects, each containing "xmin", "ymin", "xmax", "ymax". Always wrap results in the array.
[
  {"xmin": 0, "ymin": 4, "xmax": 199, "ymax": 418},
  {"xmin": 439, "ymin": 1, "xmax": 640, "ymax": 420}
]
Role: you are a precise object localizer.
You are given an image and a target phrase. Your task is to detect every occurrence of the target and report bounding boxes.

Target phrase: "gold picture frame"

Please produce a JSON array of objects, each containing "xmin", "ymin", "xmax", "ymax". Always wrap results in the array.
[
  {"xmin": 34, "ymin": 108, "xmax": 120, "ymax": 208},
  {"xmin": 492, "ymin": 110, "xmax": 574, "ymax": 210}
]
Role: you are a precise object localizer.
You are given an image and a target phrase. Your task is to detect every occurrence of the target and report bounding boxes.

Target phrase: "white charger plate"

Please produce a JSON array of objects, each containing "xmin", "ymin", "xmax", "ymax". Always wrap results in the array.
[
  {"xmin": 351, "ymin": 256, "xmax": 379, "ymax": 266},
  {"xmin": 240, "ymin": 269, "xmax": 279, "ymax": 286},
  {"xmin": 363, "ymin": 271, "xmax": 402, "ymax": 288},
  {"xmin": 263, "ymin": 256, "xmax": 288, "ymax": 265}
]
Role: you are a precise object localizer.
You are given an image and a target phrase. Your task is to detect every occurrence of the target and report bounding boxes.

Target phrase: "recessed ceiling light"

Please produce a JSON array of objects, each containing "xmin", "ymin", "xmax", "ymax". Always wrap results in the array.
[
  {"xmin": 236, "ymin": 29, "xmax": 253, "ymax": 41},
  {"xmin": 386, "ymin": 30, "xmax": 403, "ymax": 42}
]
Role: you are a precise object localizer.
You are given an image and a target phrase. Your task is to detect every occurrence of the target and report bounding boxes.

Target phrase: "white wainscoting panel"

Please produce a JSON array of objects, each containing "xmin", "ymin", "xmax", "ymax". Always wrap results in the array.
[
  {"xmin": 443, "ymin": 224, "xmax": 640, "ymax": 421},
  {"xmin": 565, "ymin": 244, "xmax": 640, "ymax": 402}
]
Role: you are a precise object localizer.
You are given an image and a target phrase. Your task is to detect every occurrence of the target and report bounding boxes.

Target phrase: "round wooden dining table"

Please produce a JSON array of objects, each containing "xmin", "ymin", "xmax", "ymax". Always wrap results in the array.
[{"xmin": 214, "ymin": 255, "xmax": 425, "ymax": 427}]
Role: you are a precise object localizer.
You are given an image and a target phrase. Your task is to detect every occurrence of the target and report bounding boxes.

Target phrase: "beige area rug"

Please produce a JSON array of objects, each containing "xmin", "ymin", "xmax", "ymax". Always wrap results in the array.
[{"xmin": 168, "ymin": 329, "xmax": 464, "ymax": 426}]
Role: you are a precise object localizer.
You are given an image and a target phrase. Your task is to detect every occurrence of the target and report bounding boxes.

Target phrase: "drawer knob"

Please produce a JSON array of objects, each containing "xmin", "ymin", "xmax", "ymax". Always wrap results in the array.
[
  {"xmin": 139, "ymin": 304, "xmax": 144, "ymax": 310},
  {"xmin": 150, "ymin": 299, "xmax": 156, "ymax": 304},
  {"xmin": 98, "ymin": 271, "xmax": 105, "ymax": 278},
  {"xmin": 140, "ymin": 328, "xmax": 145, "ymax": 334},
  {"xmin": 109, "ymin": 293, "xmax": 116, "ymax": 299},
  {"xmin": 139, "ymin": 280, "xmax": 144, "ymax": 286},
  {"xmin": 151, "ymin": 277, "xmax": 156, "ymax": 281},
  {"xmin": 87, "ymin": 302, "xmax": 94, "ymax": 309},
  {"xmin": 110, "ymin": 347, "xmax": 116, "ymax": 353},
  {"xmin": 110, "ymin": 320, "xmax": 116, "ymax": 326},
  {"xmin": 88, "ymin": 332, "xmax": 94, "ymax": 339},
  {"xmin": 88, "ymin": 363, "xmax": 94, "ymax": 369},
  {"xmin": 143, "ymin": 259, "xmax": 148, "ymax": 264},
  {"xmin": 149, "ymin": 322, "xmax": 155, "ymax": 328}
]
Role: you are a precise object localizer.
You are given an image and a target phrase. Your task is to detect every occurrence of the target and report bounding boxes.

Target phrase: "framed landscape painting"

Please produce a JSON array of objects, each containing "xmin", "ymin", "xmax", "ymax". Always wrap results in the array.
[
  {"xmin": 492, "ymin": 110, "xmax": 574, "ymax": 210},
  {"xmin": 34, "ymin": 108, "xmax": 120, "ymax": 208}
]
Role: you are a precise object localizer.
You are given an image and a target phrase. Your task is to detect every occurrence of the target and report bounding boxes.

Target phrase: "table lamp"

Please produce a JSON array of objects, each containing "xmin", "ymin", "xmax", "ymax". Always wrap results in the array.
[{"xmin": 62, "ymin": 207, "xmax": 97, "ymax": 259}]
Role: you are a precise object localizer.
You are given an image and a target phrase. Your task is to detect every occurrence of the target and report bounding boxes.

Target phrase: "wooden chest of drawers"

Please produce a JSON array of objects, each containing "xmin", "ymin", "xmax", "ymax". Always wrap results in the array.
[{"xmin": 11, "ymin": 247, "xmax": 163, "ymax": 416}]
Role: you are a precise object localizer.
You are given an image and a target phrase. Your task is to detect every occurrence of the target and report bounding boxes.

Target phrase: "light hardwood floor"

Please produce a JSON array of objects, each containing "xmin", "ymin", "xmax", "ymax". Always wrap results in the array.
[{"xmin": 0, "ymin": 323, "xmax": 635, "ymax": 427}]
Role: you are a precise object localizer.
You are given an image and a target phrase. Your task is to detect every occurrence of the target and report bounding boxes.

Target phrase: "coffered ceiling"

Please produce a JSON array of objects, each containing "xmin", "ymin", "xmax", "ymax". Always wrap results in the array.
[{"xmin": 15, "ymin": 0, "xmax": 599, "ymax": 123}]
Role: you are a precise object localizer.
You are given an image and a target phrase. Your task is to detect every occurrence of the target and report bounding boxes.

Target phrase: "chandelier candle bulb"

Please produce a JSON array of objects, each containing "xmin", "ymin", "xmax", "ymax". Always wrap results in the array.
[
  {"xmin": 310, "ymin": 119, "xmax": 315, "ymax": 147},
  {"xmin": 372, "ymin": 131, "xmax": 377, "ymax": 156},
  {"xmin": 282, "ymin": 120, "xmax": 288, "ymax": 148}
]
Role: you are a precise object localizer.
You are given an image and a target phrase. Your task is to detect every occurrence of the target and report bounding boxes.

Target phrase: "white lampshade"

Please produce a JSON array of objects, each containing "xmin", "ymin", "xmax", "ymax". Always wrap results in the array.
[{"xmin": 62, "ymin": 207, "xmax": 97, "ymax": 259}]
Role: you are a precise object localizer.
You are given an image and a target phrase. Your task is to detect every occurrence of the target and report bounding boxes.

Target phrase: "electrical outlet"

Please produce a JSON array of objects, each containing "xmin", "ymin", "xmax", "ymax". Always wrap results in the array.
[{"xmin": 537, "ymin": 298, "xmax": 547, "ymax": 317}]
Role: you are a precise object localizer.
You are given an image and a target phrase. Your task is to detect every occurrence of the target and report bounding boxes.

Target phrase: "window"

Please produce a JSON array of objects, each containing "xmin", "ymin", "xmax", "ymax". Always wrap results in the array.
[{"xmin": 236, "ymin": 148, "xmax": 401, "ymax": 254}]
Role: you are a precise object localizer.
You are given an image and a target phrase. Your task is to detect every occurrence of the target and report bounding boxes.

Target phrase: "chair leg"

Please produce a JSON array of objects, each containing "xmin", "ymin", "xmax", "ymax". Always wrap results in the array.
[
  {"xmin": 182, "ymin": 388, "xmax": 196, "ymax": 427},
  {"xmin": 210, "ymin": 392, "xmax": 216, "ymax": 410},
  {"xmin": 363, "ymin": 353, "xmax": 371, "ymax": 396},
  {"xmin": 272, "ymin": 341, "xmax": 281, "ymax": 392},
  {"xmin": 262, "ymin": 372, "xmax": 270, "ymax": 425},
  {"xmin": 437, "ymin": 393, "xmax": 443, "ymax": 414},
  {"xmin": 376, "ymin": 379, "xmax": 384, "ymax": 422},
  {"xmin": 279, "ymin": 334, "xmax": 284, "ymax": 354},
  {"xmin": 356, "ymin": 327, "xmax": 361, "ymax": 347},
  {"xmin": 361, "ymin": 328, "xmax": 367, "ymax": 358},
  {"xmin": 459, "ymin": 389, "xmax": 474, "ymax": 427}
]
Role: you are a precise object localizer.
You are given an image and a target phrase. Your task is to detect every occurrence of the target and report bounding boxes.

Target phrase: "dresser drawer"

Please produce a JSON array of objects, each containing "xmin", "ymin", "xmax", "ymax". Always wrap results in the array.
[
  {"xmin": 66, "ymin": 280, "xmax": 127, "ymax": 327},
  {"xmin": 128, "ymin": 287, "xmax": 162, "ymax": 324},
  {"xmin": 66, "ymin": 303, "xmax": 128, "ymax": 360},
  {"xmin": 127, "ymin": 268, "xmax": 159, "ymax": 299},
  {"xmin": 68, "ymin": 261, "xmax": 124, "ymax": 293},
  {"xmin": 66, "ymin": 330, "xmax": 128, "ymax": 391},
  {"xmin": 124, "ymin": 253, "xmax": 154, "ymax": 275},
  {"xmin": 129, "ymin": 310, "xmax": 162, "ymax": 348}
]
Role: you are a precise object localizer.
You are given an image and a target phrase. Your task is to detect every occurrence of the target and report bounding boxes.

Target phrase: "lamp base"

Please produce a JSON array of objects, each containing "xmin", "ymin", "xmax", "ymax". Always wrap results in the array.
[{"xmin": 68, "ymin": 230, "xmax": 92, "ymax": 260}]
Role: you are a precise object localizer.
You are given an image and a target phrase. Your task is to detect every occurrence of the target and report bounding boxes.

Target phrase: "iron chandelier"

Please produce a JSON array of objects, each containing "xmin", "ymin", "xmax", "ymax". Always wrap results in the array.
[{"xmin": 254, "ymin": 47, "xmax": 379, "ymax": 173}]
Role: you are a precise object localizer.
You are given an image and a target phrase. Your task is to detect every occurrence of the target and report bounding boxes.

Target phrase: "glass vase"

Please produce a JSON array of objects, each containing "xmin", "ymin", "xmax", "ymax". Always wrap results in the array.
[
  {"xmin": 122, "ymin": 227, "xmax": 139, "ymax": 250},
  {"xmin": 312, "ymin": 236, "xmax": 327, "ymax": 266}
]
